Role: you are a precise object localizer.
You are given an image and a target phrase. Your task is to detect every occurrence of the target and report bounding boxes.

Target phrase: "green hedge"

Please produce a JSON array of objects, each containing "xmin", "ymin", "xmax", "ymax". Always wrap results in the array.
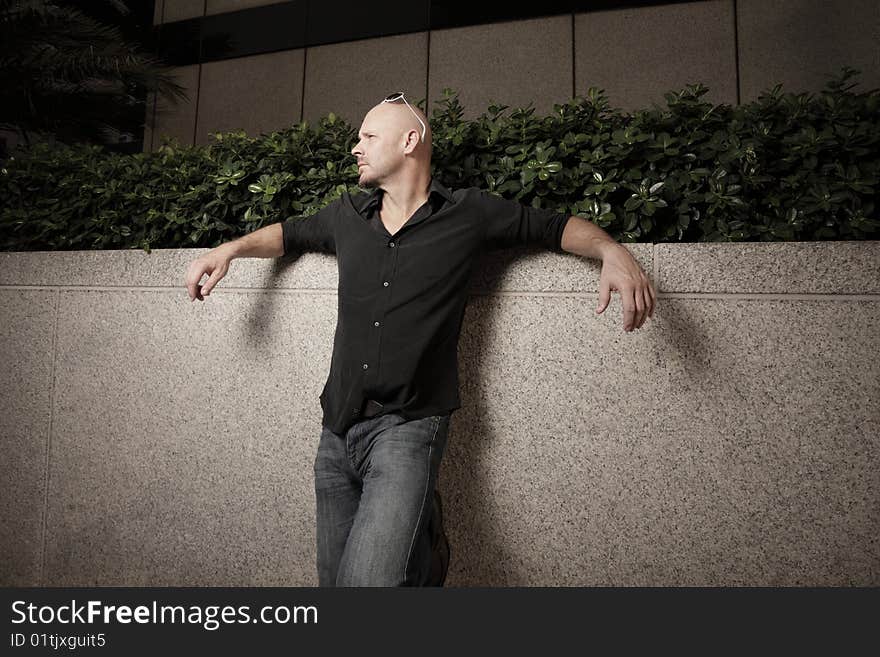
[{"xmin": 1, "ymin": 66, "xmax": 877, "ymax": 252}]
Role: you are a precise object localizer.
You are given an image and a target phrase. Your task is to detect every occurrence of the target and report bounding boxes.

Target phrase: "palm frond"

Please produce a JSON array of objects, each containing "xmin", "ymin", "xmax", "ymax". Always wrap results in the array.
[{"xmin": 1, "ymin": 0, "xmax": 189, "ymax": 147}]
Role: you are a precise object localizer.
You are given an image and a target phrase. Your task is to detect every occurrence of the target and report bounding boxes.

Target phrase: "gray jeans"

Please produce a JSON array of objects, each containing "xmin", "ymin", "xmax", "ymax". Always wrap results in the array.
[{"xmin": 313, "ymin": 412, "xmax": 450, "ymax": 586}]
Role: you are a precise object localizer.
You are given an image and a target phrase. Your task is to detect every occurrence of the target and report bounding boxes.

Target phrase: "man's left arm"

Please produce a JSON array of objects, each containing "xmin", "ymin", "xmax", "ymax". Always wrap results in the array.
[
  {"xmin": 560, "ymin": 216, "xmax": 656, "ymax": 332},
  {"xmin": 477, "ymin": 190, "xmax": 656, "ymax": 332}
]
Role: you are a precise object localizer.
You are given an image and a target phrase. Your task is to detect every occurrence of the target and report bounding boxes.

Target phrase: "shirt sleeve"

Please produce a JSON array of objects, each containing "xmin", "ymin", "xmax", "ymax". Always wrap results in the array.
[
  {"xmin": 281, "ymin": 199, "xmax": 340, "ymax": 255},
  {"xmin": 479, "ymin": 190, "xmax": 571, "ymax": 252}
]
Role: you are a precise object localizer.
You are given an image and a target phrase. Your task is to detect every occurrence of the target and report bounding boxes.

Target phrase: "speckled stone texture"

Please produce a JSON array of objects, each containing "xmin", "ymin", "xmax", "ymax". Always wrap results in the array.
[
  {"xmin": 0, "ymin": 248, "xmax": 339, "ymax": 291},
  {"xmin": 303, "ymin": 32, "xmax": 429, "ymax": 129},
  {"xmin": 428, "ymin": 15, "xmax": 573, "ymax": 122},
  {"xmin": 197, "ymin": 49, "xmax": 305, "ymax": 147},
  {"xmin": 469, "ymin": 245, "xmax": 652, "ymax": 294},
  {"xmin": 0, "ymin": 242, "xmax": 877, "ymax": 586},
  {"xmin": 737, "ymin": 0, "xmax": 880, "ymax": 104},
  {"xmin": 656, "ymin": 241, "xmax": 880, "ymax": 294},
  {"xmin": 451, "ymin": 294, "xmax": 879, "ymax": 585},
  {"xmin": 42, "ymin": 287, "xmax": 334, "ymax": 586},
  {"xmin": 0, "ymin": 290, "xmax": 55, "ymax": 585},
  {"xmin": 575, "ymin": 1, "xmax": 738, "ymax": 113}
]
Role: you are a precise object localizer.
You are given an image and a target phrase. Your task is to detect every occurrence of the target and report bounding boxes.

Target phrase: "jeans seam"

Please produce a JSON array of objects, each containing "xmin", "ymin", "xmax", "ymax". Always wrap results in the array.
[{"xmin": 402, "ymin": 415, "xmax": 441, "ymax": 584}]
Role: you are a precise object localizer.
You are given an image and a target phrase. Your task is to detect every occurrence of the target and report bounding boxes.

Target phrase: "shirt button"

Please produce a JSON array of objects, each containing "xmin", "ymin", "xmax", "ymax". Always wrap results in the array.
[
  {"xmin": 363, "ymin": 363, "xmax": 369, "ymax": 369},
  {"xmin": 374, "ymin": 321, "xmax": 380, "ymax": 327},
  {"xmin": 353, "ymin": 408, "xmax": 360, "ymax": 415},
  {"xmin": 389, "ymin": 241, "xmax": 395, "ymax": 247},
  {"xmin": 383, "ymin": 281, "xmax": 389, "ymax": 287}
]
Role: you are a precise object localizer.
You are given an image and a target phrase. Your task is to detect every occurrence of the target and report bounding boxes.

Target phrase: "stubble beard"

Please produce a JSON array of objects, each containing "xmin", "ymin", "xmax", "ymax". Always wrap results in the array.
[{"xmin": 359, "ymin": 168, "xmax": 380, "ymax": 189}]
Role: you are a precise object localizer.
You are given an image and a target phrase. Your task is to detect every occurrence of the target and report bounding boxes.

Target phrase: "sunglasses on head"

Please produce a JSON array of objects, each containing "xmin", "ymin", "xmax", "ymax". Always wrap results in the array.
[{"xmin": 382, "ymin": 92, "xmax": 426, "ymax": 143}]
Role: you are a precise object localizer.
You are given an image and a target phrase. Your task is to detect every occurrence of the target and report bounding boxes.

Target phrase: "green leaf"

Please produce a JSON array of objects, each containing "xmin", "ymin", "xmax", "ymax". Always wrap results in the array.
[
  {"xmin": 624, "ymin": 196, "xmax": 642, "ymax": 211},
  {"xmin": 2, "ymin": 72, "xmax": 875, "ymax": 251}
]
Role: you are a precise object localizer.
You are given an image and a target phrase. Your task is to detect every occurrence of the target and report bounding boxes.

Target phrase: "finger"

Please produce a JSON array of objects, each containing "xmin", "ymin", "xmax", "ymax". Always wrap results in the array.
[
  {"xmin": 186, "ymin": 262, "xmax": 210, "ymax": 301},
  {"xmin": 638, "ymin": 285, "xmax": 651, "ymax": 328},
  {"xmin": 633, "ymin": 285, "xmax": 645, "ymax": 329},
  {"xmin": 596, "ymin": 280, "xmax": 611, "ymax": 314},
  {"xmin": 201, "ymin": 274, "xmax": 217, "ymax": 296},
  {"xmin": 621, "ymin": 287, "xmax": 636, "ymax": 331},
  {"xmin": 633, "ymin": 279, "xmax": 647, "ymax": 328},
  {"xmin": 202, "ymin": 266, "xmax": 226, "ymax": 296},
  {"xmin": 186, "ymin": 271, "xmax": 201, "ymax": 301}
]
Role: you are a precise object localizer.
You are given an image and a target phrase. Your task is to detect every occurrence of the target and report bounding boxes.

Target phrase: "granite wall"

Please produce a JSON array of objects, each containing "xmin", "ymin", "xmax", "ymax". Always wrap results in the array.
[{"xmin": 1, "ymin": 241, "xmax": 878, "ymax": 586}]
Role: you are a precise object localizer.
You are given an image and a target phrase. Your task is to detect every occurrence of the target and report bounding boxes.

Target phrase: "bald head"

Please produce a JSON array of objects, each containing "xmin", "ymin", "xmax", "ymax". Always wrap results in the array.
[
  {"xmin": 351, "ymin": 95, "xmax": 433, "ymax": 189},
  {"xmin": 362, "ymin": 100, "xmax": 432, "ymax": 158}
]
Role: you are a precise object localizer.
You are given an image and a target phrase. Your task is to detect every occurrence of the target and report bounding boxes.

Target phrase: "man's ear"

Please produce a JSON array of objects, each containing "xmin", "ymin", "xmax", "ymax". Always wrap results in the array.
[{"xmin": 403, "ymin": 129, "xmax": 420, "ymax": 154}]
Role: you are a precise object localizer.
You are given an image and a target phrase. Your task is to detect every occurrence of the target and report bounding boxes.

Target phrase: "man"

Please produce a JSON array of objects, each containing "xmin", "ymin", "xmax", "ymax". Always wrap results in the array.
[{"xmin": 184, "ymin": 92, "xmax": 656, "ymax": 587}]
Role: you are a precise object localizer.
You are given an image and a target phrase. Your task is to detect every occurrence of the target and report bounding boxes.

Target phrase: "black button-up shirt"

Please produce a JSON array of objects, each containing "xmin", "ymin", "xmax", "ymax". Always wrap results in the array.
[{"xmin": 281, "ymin": 177, "xmax": 571, "ymax": 434}]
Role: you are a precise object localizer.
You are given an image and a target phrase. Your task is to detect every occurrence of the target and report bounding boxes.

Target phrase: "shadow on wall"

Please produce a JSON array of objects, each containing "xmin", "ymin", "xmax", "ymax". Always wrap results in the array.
[{"xmin": 450, "ymin": 250, "xmax": 526, "ymax": 585}]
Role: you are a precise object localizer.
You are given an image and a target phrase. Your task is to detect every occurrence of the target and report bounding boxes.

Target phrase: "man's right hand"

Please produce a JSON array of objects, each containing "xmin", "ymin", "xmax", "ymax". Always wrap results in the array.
[{"xmin": 185, "ymin": 246, "xmax": 233, "ymax": 301}]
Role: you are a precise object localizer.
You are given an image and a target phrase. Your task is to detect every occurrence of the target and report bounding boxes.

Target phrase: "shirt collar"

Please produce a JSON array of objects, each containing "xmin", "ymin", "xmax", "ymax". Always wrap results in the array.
[{"xmin": 356, "ymin": 177, "xmax": 454, "ymax": 218}]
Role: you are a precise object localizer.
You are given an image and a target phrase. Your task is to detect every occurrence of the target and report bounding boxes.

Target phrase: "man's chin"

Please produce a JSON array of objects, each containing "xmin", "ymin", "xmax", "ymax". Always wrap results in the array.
[{"xmin": 359, "ymin": 174, "xmax": 378, "ymax": 189}]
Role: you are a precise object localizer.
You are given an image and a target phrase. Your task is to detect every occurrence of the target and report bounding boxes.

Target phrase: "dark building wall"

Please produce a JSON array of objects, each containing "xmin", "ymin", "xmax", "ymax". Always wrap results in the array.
[{"xmin": 143, "ymin": 0, "xmax": 880, "ymax": 150}]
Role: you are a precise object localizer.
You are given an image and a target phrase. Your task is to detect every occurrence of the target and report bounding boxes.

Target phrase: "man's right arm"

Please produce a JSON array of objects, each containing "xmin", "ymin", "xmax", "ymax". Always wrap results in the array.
[
  {"xmin": 184, "ymin": 222, "xmax": 283, "ymax": 301},
  {"xmin": 185, "ymin": 201, "xmax": 338, "ymax": 301},
  {"xmin": 222, "ymin": 222, "xmax": 284, "ymax": 259}
]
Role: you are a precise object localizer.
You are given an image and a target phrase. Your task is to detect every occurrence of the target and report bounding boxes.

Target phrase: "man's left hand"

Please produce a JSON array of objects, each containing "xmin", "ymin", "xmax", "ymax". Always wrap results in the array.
[{"xmin": 595, "ymin": 244, "xmax": 656, "ymax": 332}]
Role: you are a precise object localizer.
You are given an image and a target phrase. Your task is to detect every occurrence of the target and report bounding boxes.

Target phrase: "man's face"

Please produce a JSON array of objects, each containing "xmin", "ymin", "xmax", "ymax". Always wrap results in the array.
[{"xmin": 350, "ymin": 105, "xmax": 415, "ymax": 188}]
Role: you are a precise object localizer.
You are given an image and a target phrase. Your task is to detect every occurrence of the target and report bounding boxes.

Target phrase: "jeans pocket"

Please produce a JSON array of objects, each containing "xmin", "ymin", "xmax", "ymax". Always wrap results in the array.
[
  {"xmin": 314, "ymin": 425, "xmax": 338, "ymax": 473},
  {"xmin": 429, "ymin": 414, "xmax": 450, "ymax": 453}
]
